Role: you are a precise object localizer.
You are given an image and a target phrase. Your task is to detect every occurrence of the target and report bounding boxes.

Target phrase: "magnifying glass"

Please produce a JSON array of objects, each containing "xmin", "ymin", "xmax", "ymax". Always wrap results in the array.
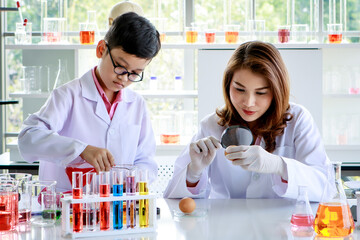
[{"xmin": 220, "ymin": 125, "xmax": 253, "ymax": 148}]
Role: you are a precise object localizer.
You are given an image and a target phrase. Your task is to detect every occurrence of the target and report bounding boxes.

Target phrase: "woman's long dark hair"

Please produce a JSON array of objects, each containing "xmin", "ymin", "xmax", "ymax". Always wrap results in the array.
[{"xmin": 216, "ymin": 41, "xmax": 293, "ymax": 152}]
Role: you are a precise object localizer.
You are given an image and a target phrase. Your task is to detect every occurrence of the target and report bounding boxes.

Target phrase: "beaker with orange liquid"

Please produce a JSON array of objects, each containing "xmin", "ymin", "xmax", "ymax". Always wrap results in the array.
[{"xmin": 314, "ymin": 162, "xmax": 354, "ymax": 237}]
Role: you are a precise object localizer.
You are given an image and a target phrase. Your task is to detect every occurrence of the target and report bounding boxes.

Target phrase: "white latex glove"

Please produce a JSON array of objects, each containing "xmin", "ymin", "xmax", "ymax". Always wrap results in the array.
[
  {"xmin": 225, "ymin": 145, "xmax": 288, "ymax": 180},
  {"xmin": 186, "ymin": 136, "xmax": 222, "ymax": 183}
]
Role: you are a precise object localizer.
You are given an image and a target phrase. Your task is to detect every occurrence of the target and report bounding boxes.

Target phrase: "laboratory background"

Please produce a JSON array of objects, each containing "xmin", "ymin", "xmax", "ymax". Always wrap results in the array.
[{"xmin": 1, "ymin": 0, "xmax": 360, "ymax": 239}]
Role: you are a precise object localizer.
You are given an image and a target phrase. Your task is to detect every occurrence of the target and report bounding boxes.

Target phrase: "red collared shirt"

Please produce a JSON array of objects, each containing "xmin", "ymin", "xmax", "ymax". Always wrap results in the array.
[{"xmin": 91, "ymin": 67, "xmax": 122, "ymax": 120}]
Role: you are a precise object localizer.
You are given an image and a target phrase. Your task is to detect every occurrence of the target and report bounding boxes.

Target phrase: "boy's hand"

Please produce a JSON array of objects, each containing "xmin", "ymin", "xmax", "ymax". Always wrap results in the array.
[{"xmin": 80, "ymin": 145, "xmax": 115, "ymax": 173}]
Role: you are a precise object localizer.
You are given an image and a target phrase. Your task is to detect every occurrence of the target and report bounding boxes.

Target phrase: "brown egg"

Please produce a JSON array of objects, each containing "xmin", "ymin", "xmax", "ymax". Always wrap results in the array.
[{"xmin": 179, "ymin": 197, "xmax": 196, "ymax": 214}]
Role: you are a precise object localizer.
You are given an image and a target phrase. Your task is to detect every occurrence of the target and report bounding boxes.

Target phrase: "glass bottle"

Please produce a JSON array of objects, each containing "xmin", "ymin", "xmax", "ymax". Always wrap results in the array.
[
  {"xmin": 314, "ymin": 162, "xmax": 354, "ymax": 237},
  {"xmin": 174, "ymin": 75, "xmax": 183, "ymax": 91},
  {"xmin": 290, "ymin": 186, "xmax": 314, "ymax": 237}
]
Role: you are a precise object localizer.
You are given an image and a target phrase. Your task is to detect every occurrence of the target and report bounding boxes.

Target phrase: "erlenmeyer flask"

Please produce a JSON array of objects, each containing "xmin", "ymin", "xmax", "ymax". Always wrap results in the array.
[
  {"xmin": 53, "ymin": 59, "xmax": 70, "ymax": 90},
  {"xmin": 290, "ymin": 186, "xmax": 314, "ymax": 236},
  {"xmin": 314, "ymin": 162, "xmax": 354, "ymax": 237}
]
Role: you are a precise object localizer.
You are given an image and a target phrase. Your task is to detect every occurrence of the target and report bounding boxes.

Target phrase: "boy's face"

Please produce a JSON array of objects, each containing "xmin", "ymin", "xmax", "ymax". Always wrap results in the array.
[{"xmin": 96, "ymin": 40, "xmax": 150, "ymax": 97}]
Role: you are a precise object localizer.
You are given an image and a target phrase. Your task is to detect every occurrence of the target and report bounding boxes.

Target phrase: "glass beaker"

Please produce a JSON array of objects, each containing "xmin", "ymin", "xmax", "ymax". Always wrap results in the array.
[
  {"xmin": 43, "ymin": 17, "xmax": 66, "ymax": 43},
  {"xmin": 0, "ymin": 183, "xmax": 18, "ymax": 231},
  {"xmin": 79, "ymin": 11, "xmax": 98, "ymax": 45},
  {"xmin": 314, "ymin": 162, "xmax": 355, "ymax": 237},
  {"xmin": 29, "ymin": 180, "xmax": 57, "ymax": 226},
  {"xmin": 290, "ymin": 186, "xmax": 314, "ymax": 237},
  {"xmin": 0, "ymin": 173, "xmax": 32, "ymax": 223}
]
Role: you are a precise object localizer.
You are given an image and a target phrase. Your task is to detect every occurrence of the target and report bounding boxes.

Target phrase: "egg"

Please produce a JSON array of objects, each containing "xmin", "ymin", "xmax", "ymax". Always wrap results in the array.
[{"xmin": 179, "ymin": 197, "xmax": 196, "ymax": 214}]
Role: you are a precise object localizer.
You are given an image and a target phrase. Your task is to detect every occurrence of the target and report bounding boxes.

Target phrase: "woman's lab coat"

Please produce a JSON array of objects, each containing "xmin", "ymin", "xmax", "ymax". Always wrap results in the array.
[
  {"xmin": 18, "ymin": 70, "xmax": 158, "ymax": 192},
  {"xmin": 163, "ymin": 103, "xmax": 333, "ymax": 201}
]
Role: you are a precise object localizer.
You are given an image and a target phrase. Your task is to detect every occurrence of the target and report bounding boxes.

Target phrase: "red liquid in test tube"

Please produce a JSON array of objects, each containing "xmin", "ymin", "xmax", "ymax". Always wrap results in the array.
[
  {"xmin": 99, "ymin": 172, "xmax": 110, "ymax": 230},
  {"xmin": 72, "ymin": 172, "xmax": 83, "ymax": 232}
]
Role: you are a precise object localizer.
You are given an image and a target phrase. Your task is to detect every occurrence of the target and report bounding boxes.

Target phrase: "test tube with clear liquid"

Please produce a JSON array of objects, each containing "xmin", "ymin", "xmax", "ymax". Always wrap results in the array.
[
  {"xmin": 126, "ymin": 169, "xmax": 136, "ymax": 228},
  {"xmin": 112, "ymin": 169, "xmax": 123, "ymax": 229},
  {"xmin": 72, "ymin": 172, "xmax": 83, "ymax": 232},
  {"xmin": 85, "ymin": 172, "xmax": 98, "ymax": 231},
  {"xmin": 99, "ymin": 171, "xmax": 110, "ymax": 230},
  {"xmin": 139, "ymin": 169, "xmax": 149, "ymax": 228}
]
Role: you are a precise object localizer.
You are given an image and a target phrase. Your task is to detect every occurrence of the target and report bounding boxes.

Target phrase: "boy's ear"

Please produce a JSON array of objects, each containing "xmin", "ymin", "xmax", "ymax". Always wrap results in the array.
[{"xmin": 96, "ymin": 40, "xmax": 106, "ymax": 58}]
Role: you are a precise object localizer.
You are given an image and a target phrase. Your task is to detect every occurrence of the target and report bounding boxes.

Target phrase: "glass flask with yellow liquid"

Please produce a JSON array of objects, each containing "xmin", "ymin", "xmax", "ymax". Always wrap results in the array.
[{"xmin": 314, "ymin": 162, "xmax": 355, "ymax": 237}]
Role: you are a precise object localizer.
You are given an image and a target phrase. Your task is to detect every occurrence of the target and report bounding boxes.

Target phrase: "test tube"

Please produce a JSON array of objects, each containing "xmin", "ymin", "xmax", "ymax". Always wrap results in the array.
[
  {"xmin": 139, "ymin": 169, "xmax": 149, "ymax": 228},
  {"xmin": 99, "ymin": 171, "xmax": 110, "ymax": 230},
  {"xmin": 85, "ymin": 172, "xmax": 98, "ymax": 231},
  {"xmin": 72, "ymin": 172, "xmax": 83, "ymax": 232},
  {"xmin": 112, "ymin": 169, "xmax": 123, "ymax": 229},
  {"xmin": 126, "ymin": 169, "xmax": 136, "ymax": 228}
]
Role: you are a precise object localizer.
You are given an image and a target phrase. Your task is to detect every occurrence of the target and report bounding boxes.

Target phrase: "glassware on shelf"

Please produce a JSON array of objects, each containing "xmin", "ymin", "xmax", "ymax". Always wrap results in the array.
[
  {"xmin": 174, "ymin": 75, "xmax": 183, "ymax": 91},
  {"xmin": 291, "ymin": 24, "xmax": 309, "ymax": 43},
  {"xmin": 149, "ymin": 76, "xmax": 158, "ymax": 91},
  {"xmin": 21, "ymin": 66, "xmax": 41, "ymax": 93},
  {"xmin": 290, "ymin": 186, "xmax": 314, "ymax": 237},
  {"xmin": 185, "ymin": 26, "xmax": 198, "ymax": 43},
  {"xmin": 224, "ymin": 24, "xmax": 239, "ymax": 44},
  {"xmin": 79, "ymin": 11, "xmax": 99, "ymax": 45},
  {"xmin": 15, "ymin": 22, "xmax": 31, "ymax": 44},
  {"xmin": 53, "ymin": 59, "xmax": 71, "ymax": 90},
  {"xmin": 205, "ymin": 29, "xmax": 216, "ymax": 44},
  {"xmin": 278, "ymin": 25, "xmax": 290, "ymax": 43},
  {"xmin": 327, "ymin": 23, "xmax": 343, "ymax": 44},
  {"xmin": 314, "ymin": 162, "xmax": 355, "ymax": 237},
  {"xmin": 43, "ymin": 17, "xmax": 66, "ymax": 43},
  {"xmin": 246, "ymin": 19, "xmax": 265, "ymax": 41}
]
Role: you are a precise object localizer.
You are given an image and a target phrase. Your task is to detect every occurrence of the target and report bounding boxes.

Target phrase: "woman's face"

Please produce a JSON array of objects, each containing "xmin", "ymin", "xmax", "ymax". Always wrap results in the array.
[{"xmin": 229, "ymin": 68, "xmax": 273, "ymax": 125}]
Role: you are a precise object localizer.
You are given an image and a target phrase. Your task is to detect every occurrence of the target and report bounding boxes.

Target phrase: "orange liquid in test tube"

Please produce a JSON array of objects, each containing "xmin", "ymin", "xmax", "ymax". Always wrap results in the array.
[
  {"xmin": 80, "ymin": 30, "xmax": 95, "ymax": 44},
  {"xmin": 205, "ymin": 32, "xmax": 215, "ymax": 43},
  {"xmin": 225, "ymin": 31, "xmax": 238, "ymax": 43},
  {"xmin": 186, "ymin": 31, "xmax": 198, "ymax": 43}
]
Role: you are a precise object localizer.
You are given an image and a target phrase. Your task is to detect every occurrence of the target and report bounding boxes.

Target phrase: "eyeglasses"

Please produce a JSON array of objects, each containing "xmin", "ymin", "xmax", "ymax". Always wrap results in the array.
[{"xmin": 106, "ymin": 44, "xmax": 144, "ymax": 82}]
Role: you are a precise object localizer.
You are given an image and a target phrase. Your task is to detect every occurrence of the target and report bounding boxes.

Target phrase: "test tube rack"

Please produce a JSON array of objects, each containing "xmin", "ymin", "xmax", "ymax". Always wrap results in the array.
[{"xmin": 61, "ymin": 194, "xmax": 157, "ymax": 239}]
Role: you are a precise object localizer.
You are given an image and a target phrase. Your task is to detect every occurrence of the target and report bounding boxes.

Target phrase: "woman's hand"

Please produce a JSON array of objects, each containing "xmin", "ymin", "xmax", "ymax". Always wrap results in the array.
[
  {"xmin": 225, "ymin": 145, "xmax": 287, "ymax": 178},
  {"xmin": 186, "ymin": 136, "xmax": 222, "ymax": 183},
  {"xmin": 80, "ymin": 145, "xmax": 115, "ymax": 173}
]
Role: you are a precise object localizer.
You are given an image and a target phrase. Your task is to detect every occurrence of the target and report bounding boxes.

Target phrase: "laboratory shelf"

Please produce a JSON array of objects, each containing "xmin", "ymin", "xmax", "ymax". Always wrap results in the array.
[
  {"xmin": 9, "ymin": 90, "xmax": 198, "ymax": 99},
  {"xmin": 325, "ymin": 145, "xmax": 360, "ymax": 151},
  {"xmin": 323, "ymin": 93, "xmax": 360, "ymax": 98},
  {"xmin": 137, "ymin": 90, "xmax": 197, "ymax": 98},
  {"xmin": 9, "ymin": 92, "xmax": 49, "ymax": 98},
  {"xmin": 6, "ymin": 43, "xmax": 360, "ymax": 50}
]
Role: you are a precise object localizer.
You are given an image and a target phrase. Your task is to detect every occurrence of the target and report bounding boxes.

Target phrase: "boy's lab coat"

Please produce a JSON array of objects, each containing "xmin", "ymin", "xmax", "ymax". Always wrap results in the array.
[
  {"xmin": 163, "ymin": 103, "xmax": 333, "ymax": 201},
  {"xmin": 18, "ymin": 70, "xmax": 157, "ymax": 192}
]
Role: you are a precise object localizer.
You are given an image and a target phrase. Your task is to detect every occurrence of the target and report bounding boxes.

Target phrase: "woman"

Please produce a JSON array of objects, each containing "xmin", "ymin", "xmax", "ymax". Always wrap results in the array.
[{"xmin": 163, "ymin": 41, "xmax": 332, "ymax": 200}]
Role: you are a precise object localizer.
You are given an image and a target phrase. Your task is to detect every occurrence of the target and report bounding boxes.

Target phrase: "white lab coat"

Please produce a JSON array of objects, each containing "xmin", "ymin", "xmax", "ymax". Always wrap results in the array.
[
  {"xmin": 18, "ymin": 70, "xmax": 158, "ymax": 192},
  {"xmin": 163, "ymin": 103, "xmax": 333, "ymax": 201}
]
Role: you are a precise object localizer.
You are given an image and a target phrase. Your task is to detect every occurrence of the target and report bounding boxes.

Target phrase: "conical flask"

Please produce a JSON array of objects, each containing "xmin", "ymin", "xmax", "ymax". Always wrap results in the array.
[
  {"xmin": 53, "ymin": 59, "xmax": 70, "ymax": 90},
  {"xmin": 290, "ymin": 186, "xmax": 314, "ymax": 236},
  {"xmin": 314, "ymin": 162, "xmax": 355, "ymax": 237}
]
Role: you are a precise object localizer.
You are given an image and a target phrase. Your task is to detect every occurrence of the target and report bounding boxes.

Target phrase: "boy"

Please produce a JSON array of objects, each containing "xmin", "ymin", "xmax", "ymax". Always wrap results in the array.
[{"xmin": 18, "ymin": 12, "xmax": 161, "ymax": 192}]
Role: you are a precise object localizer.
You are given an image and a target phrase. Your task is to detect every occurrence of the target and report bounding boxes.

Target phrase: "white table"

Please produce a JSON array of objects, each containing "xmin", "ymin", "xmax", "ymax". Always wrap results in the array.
[{"xmin": 3, "ymin": 198, "xmax": 359, "ymax": 239}]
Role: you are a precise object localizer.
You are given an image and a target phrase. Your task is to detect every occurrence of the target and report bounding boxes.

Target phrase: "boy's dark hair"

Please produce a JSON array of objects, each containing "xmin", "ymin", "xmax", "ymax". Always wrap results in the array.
[{"xmin": 105, "ymin": 12, "xmax": 161, "ymax": 59}]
